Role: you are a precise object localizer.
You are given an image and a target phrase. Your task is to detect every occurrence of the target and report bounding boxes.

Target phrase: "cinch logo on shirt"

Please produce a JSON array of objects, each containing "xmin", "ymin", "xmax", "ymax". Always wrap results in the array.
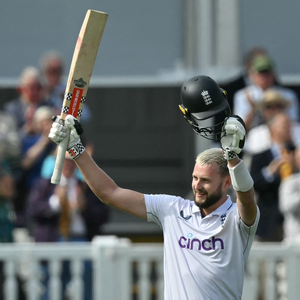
[{"xmin": 178, "ymin": 233, "xmax": 225, "ymax": 251}]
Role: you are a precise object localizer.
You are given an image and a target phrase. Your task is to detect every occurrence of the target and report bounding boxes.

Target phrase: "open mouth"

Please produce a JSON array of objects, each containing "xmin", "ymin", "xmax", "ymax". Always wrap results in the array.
[{"xmin": 196, "ymin": 192, "xmax": 207, "ymax": 198}]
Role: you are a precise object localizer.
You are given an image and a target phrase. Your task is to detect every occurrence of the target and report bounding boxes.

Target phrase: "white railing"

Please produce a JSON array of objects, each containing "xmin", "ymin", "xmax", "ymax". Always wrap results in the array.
[
  {"xmin": 1, "ymin": 237, "xmax": 300, "ymax": 300},
  {"xmin": 0, "ymin": 236, "xmax": 164, "ymax": 300},
  {"xmin": 242, "ymin": 242, "xmax": 300, "ymax": 300}
]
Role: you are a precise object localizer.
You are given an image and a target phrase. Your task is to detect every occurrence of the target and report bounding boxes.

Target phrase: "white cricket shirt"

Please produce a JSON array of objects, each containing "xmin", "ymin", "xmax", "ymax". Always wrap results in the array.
[{"xmin": 145, "ymin": 194, "xmax": 260, "ymax": 300}]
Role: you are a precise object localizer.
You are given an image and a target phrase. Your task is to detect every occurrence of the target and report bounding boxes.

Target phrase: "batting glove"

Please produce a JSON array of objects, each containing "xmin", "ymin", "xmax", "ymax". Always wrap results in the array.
[
  {"xmin": 49, "ymin": 116, "xmax": 67, "ymax": 144},
  {"xmin": 49, "ymin": 115, "xmax": 85, "ymax": 160},
  {"xmin": 220, "ymin": 115, "xmax": 246, "ymax": 160}
]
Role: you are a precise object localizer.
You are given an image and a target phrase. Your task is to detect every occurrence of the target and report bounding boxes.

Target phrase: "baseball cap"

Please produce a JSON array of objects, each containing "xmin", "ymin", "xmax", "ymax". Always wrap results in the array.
[
  {"xmin": 260, "ymin": 89, "xmax": 290, "ymax": 109},
  {"xmin": 250, "ymin": 56, "xmax": 274, "ymax": 73}
]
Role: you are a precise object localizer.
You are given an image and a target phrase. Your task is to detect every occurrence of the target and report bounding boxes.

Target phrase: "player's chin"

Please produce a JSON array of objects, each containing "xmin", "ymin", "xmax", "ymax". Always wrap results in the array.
[{"xmin": 194, "ymin": 193, "xmax": 207, "ymax": 204}]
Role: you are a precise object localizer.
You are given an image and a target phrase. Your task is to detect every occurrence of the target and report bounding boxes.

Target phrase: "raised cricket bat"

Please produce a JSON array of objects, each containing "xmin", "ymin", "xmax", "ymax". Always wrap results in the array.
[{"xmin": 51, "ymin": 9, "xmax": 108, "ymax": 184}]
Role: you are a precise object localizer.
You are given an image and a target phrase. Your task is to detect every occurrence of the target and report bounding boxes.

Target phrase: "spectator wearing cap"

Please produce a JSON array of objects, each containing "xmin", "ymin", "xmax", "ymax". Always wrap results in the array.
[
  {"xmin": 233, "ymin": 55, "xmax": 299, "ymax": 131},
  {"xmin": 220, "ymin": 47, "xmax": 270, "ymax": 110},
  {"xmin": 215, "ymin": 47, "xmax": 272, "ymax": 127},
  {"xmin": 244, "ymin": 89, "xmax": 300, "ymax": 156}
]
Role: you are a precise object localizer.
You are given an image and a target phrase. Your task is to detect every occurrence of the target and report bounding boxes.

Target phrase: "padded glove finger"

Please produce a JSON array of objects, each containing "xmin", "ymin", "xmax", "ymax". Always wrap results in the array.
[{"xmin": 48, "ymin": 116, "xmax": 67, "ymax": 144}]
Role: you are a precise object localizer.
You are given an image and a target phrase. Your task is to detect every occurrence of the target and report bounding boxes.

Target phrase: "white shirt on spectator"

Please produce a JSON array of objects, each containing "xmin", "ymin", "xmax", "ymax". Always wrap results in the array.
[
  {"xmin": 279, "ymin": 173, "xmax": 300, "ymax": 242},
  {"xmin": 233, "ymin": 85, "xmax": 299, "ymax": 130},
  {"xmin": 244, "ymin": 122, "xmax": 300, "ymax": 155}
]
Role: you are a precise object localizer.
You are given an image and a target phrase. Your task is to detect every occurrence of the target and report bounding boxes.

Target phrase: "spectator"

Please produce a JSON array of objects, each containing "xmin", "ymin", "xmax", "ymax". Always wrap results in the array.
[
  {"xmin": 0, "ymin": 159, "xmax": 26, "ymax": 299},
  {"xmin": 233, "ymin": 56, "xmax": 299, "ymax": 131},
  {"xmin": 0, "ymin": 110, "xmax": 21, "ymax": 230},
  {"xmin": 0, "ymin": 160, "xmax": 15, "ymax": 243},
  {"xmin": 27, "ymin": 152, "xmax": 109, "ymax": 242},
  {"xmin": 0, "ymin": 159, "xmax": 14, "ymax": 298},
  {"xmin": 250, "ymin": 112, "xmax": 296, "ymax": 241},
  {"xmin": 39, "ymin": 50, "xmax": 66, "ymax": 109},
  {"xmin": 4, "ymin": 66, "xmax": 56, "ymax": 132},
  {"xmin": 27, "ymin": 154, "xmax": 109, "ymax": 300},
  {"xmin": 39, "ymin": 50, "xmax": 92, "ymax": 124},
  {"xmin": 0, "ymin": 111, "xmax": 21, "ymax": 182},
  {"xmin": 244, "ymin": 89, "xmax": 300, "ymax": 155},
  {"xmin": 214, "ymin": 47, "xmax": 271, "ymax": 127},
  {"xmin": 221, "ymin": 47, "xmax": 270, "ymax": 111},
  {"xmin": 279, "ymin": 145, "xmax": 300, "ymax": 243},
  {"xmin": 0, "ymin": 119, "xmax": 26, "ymax": 299},
  {"xmin": 0, "ymin": 111, "xmax": 20, "ymax": 229},
  {"xmin": 0, "ymin": 111, "xmax": 21, "ymax": 159},
  {"xmin": 14, "ymin": 106, "xmax": 56, "ymax": 227}
]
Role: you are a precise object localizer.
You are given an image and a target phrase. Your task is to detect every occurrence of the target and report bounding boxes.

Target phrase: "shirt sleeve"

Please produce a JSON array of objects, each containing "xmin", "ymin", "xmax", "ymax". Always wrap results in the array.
[
  {"xmin": 238, "ymin": 206, "xmax": 260, "ymax": 236},
  {"xmin": 144, "ymin": 194, "xmax": 179, "ymax": 228}
]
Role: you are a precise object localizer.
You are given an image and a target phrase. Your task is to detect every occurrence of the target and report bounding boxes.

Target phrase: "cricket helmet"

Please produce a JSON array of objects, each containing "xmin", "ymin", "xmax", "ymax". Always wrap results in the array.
[{"xmin": 179, "ymin": 75, "xmax": 231, "ymax": 140}]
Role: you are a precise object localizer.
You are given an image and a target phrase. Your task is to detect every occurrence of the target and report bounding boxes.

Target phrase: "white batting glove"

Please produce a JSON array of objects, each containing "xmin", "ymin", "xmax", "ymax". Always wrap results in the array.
[
  {"xmin": 49, "ymin": 115, "xmax": 85, "ymax": 160},
  {"xmin": 49, "ymin": 116, "xmax": 67, "ymax": 144},
  {"xmin": 220, "ymin": 115, "xmax": 246, "ymax": 160}
]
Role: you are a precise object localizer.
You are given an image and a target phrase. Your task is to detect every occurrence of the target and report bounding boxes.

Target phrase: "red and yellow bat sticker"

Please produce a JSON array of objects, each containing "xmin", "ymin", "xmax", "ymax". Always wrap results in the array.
[{"xmin": 69, "ymin": 87, "xmax": 83, "ymax": 118}]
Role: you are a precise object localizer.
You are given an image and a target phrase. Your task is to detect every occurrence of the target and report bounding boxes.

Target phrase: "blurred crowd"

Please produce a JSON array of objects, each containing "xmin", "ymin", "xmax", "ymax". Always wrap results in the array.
[
  {"xmin": 1, "ymin": 47, "xmax": 300, "ymax": 245},
  {"xmin": 1, "ymin": 46, "xmax": 300, "ymax": 297},
  {"xmin": 220, "ymin": 47, "xmax": 300, "ymax": 243},
  {"xmin": 0, "ymin": 50, "xmax": 109, "ymax": 299}
]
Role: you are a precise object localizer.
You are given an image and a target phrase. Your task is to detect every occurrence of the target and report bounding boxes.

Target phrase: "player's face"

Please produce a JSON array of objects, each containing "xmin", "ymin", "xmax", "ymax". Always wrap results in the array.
[
  {"xmin": 192, "ymin": 163, "xmax": 228, "ymax": 211},
  {"xmin": 251, "ymin": 71, "xmax": 274, "ymax": 90},
  {"xmin": 45, "ymin": 59, "xmax": 63, "ymax": 87},
  {"xmin": 21, "ymin": 78, "xmax": 43, "ymax": 104}
]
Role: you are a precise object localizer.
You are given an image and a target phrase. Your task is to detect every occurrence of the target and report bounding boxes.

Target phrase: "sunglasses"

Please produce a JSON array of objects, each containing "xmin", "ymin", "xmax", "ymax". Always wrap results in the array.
[
  {"xmin": 46, "ymin": 67, "xmax": 62, "ymax": 74},
  {"xmin": 264, "ymin": 104, "xmax": 285, "ymax": 110}
]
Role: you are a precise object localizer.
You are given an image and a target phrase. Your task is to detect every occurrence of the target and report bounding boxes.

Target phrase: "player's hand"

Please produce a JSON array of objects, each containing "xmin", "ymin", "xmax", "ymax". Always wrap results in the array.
[
  {"xmin": 220, "ymin": 115, "xmax": 246, "ymax": 160},
  {"xmin": 48, "ymin": 116, "xmax": 67, "ymax": 144},
  {"xmin": 49, "ymin": 115, "xmax": 85, "ymax": 160},
  {"xmin": 64, "ymin": 115, "xmax": 82, "ymax": 147}
]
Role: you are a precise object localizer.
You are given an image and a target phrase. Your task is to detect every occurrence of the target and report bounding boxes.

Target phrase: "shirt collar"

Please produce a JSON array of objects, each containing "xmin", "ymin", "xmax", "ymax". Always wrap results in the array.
[{"xmin": 192, "ymin": 196, "xmax": 233, "ymax": 216}]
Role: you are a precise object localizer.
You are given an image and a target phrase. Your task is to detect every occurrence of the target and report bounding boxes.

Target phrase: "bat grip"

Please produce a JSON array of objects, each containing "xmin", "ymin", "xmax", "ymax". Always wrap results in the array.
[{"xmin": 51, "ymin": 128, "xmax": 70, "ymax": 184}]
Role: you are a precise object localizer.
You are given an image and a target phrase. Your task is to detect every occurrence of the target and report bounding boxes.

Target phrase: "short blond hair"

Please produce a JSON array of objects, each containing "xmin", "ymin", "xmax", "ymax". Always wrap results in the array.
[{"xmin": 196, "ymin": 148, "xmax": 229, "ymax": 178}]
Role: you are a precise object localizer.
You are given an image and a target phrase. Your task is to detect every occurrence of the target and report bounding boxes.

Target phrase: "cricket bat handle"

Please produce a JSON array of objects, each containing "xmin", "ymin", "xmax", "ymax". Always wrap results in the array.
[{"xmin": 51, "ymin": 128, "xmax": 70, "ymax": 184}]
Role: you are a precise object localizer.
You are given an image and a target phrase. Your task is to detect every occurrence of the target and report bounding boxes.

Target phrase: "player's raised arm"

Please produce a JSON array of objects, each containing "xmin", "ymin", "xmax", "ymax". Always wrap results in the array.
[
  {"xmin": 178, "ymin": 76, "xmax": 257, "ymax": 226},
  {"xmin": 221, "ymin": 116, "xmax": 257, "ymax": 226},
  {"xmin": 49, "ymin": 115, "xmax": 147, "ymax": 220}
]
